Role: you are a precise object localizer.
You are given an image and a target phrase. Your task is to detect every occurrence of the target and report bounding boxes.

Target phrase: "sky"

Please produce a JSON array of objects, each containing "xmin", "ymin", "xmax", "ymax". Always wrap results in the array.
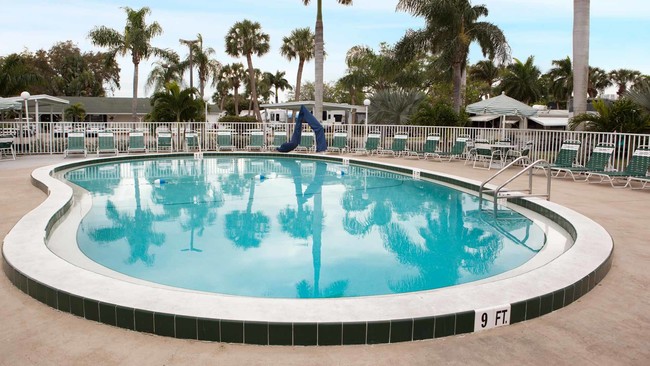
[{"xmin": 2, "ymin": 0, "xmax": 649, "ymax": 101}]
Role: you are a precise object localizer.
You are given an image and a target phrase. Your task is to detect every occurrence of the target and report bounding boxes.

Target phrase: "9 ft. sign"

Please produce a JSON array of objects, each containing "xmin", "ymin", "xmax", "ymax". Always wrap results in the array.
[{"xmin": 474, "ymin": 305, "xmax": 511, "ymax": 332}]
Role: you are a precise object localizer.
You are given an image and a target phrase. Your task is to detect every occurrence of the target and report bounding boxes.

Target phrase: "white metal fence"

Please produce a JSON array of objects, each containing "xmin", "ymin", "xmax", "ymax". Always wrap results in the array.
[{"xmin": 2, "ymin": 120, "xmax": 649, "ymax": 172}]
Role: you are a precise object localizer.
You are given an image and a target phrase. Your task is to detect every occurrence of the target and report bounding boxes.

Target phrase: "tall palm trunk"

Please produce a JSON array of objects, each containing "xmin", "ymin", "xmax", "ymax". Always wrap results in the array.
[
  {"xmin": 573, "ymin": 0, "xmax": 590, "ymax": 115},
  {"xmin": 246, "ymin": 55, "xmax": 263, "ymax": 122},
  {"xmin": 234, "ymin": 86, "xmax": 240, "ymax": 116},
  {"xmin": 132, "ymin": 60, "xmax": 139, "ymax": 122},
  {"xmin": 451, "ymin": 62, "xmax": 463, "ymax": 113},
  {"xmin": 295, "ymin": 60, "xmax": 305, "ymax": 102},
  {"xmin": 314, "ymin": 0, "xmax": 324, "ymax": 122}
]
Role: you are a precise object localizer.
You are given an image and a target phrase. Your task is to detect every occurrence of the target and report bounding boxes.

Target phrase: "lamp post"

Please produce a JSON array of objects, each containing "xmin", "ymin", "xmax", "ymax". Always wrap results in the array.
[
  {"xmin": 20, "ymin": 91, "xmax": 30, "ymax": 151},
  {"xmin": 363, "ymin": 98, "xmax": 371, "ymax": 139}
]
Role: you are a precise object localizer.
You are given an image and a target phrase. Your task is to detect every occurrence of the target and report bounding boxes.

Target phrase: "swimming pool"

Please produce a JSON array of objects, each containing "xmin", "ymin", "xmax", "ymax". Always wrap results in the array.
[
  {"xmin": 2, "ymin": 153, "xmax": 613, "ymax": 345},
  {"xmin": 64, "ymin": 156, "xmax": 546, "ymax": 298}
]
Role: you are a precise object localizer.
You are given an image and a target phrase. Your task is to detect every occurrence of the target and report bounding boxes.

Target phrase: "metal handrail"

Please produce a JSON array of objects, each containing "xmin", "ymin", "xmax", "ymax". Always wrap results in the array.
[{"xmin": 479, "ymin": 157, "xmax": 551, "ymax": 216}]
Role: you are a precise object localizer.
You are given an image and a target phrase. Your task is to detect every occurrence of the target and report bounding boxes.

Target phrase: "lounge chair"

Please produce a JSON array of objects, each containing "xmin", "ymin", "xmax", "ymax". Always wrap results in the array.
[
  {"xmin": 64, "ymin": 132, "xmax": 87, "ymax": 158},
  {"xmin": 269, "ymin": 130, "xmax": 287, "ymax": 150},
  {"xmin": 353, "ymin": 131, "xmax": 381, "ymax": 155},
  {"xmin": 506, "ymin": 141, "xmax": 533, "ymax": 166},
  {"xmin": 327, "ymin": 131, "xmax": 348, "ymax": 153},
  {"xmin": 407, "ymin": 133, "xmax": 441, "ymax": 160},
  {"xmin": 184, "ymin": 131, "xmax": 201, "ymax": 152},
  {"xmin": 0, "ymin": 135, "xmax": 16, "ymax": 160},
  {"xmin": 586, "ymin": 145, "xmax": 650, "ymax": 188},
  {"xmin": 551, "ymin": 143, "xmax": 614, "ymax": 181},
  {"xmin": 536, "ymin": 139, "xmax": 581, "ymax": 175},
  {"xmin": 216, "ymin": 130, "xmax": 236, "ymax": 151},
  {"xmin": 378, "ymin": 132, "xmax": 409, "ymax": 157},
  {"xmin": 96, "ymin": 131, "xmax": 118, "ymax": 156},
  {"xmin": 466, "ymin": 138, "xmax": 503, "ymax": 170},
  {"xmin": 128, "ymin": 131, "xmax": 147, "ymax": 154},
  {"xmin": 246, "ymin": 130, "xmax": 265, "ymax": 151},
  {"xmin": 296, "ymin": 130, "xmax": 315, "ymax": 152},
  {"xmin": 157, "ymin": 131, "xmax": 173, "ymax": 152},
  {"xmin": 438, "ymin": 135, "xmax": 470, "ymax": 161}
]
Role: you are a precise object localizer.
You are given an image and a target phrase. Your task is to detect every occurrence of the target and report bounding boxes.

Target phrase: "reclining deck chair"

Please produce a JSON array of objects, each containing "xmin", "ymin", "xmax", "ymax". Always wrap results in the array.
[
  {"xmin": 353, "ymin": 131, "xmax": 381, "ymax": 155},
  {"xmin": 438, "ymin": 135, "xmax": 470, "ymax": 161},
  {"xmin": 246, "ymin": 130, "xmax": 265, "ymax": 151},
  {"xmin": 216, "ymin": 130, "xmax": 236, "ymax": 151},
  {"xmin": 64, "ymin": 132, "xmax": 87, "ymax": 158},
  {"xmin": 536, "ymin": 139, "xmax": 581, "ymax": 175},
  {"xmin": 407, "ymin": 133, "xmax": 440, "ymax": 160},
  {"xmin": 269, "ymin": 130, "xmax": 287, "ymax": 150},
  {"xmin": 156, "ymin": 131, "xmax": 173, "ymax": 152},
  {"xmin": 128, "ymin": 131, "xmax": 147, "ymax": 154},
  {"xmin": 327, "ymin": 131, "xmax": 348, "ymax": 153},
  {"xmin": 296, "ymin": 130, "xmax": 315, "ymax": 152},
  {"xmin": 97, "ymin": 131, "xmax": 118, "ymax": 156},
  {"xmin": 551, "ymin": 143, "xmax": 614, "ymax": 181},
  {"xmin": 184, "ymin": 131, "xmax": 201, "ymax": 152},
  {"xmin": 587, "ymin": 145, "xmax": 650, "ymax": 188},
  {"xmin": 378, "ymin": 132, "xmax": 409, "ymax": 157},
  {"xmin": 0, "ymin": 135, "xmax": 16, "ymax": 160}
]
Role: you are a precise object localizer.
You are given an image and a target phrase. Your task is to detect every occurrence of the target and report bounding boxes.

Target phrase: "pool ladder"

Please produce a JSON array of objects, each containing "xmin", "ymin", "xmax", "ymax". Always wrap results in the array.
[{"xmin": 478, "ymin": 156, "xmax": 551, "ymax": 217}]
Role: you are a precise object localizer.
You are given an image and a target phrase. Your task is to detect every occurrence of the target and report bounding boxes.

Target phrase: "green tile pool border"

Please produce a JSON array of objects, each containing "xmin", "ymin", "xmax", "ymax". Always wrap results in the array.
[{"xmin": 2, "ymin": 152, "xmax": 613, "ymax": 345}]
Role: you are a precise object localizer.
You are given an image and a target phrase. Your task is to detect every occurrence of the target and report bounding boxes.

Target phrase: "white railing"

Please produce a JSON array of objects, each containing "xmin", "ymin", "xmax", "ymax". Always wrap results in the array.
[{"xmin": 1, "ymin": 120, "xmax": 648, "ymax": 172}]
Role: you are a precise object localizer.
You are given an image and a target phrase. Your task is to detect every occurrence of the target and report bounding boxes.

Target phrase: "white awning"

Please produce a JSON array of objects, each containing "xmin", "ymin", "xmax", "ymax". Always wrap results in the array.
[
  {"xmin": 528, "ymin": 116, "xmax": 568, "ymax": 127},
  {"xmin": 469, "ymin": 114, "xmax": 500, "ymax": 122}
]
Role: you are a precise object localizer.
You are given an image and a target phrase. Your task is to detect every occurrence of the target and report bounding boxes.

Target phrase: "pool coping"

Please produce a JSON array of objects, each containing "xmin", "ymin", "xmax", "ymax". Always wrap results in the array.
[{"xmin": 2, "ymin": 152, "xmax": 614, "ymax": 345}]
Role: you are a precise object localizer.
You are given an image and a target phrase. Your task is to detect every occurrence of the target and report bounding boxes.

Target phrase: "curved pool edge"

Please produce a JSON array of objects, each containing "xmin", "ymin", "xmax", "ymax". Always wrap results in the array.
[{"xmin": 2, "ymin": 152, "xmax": 613, "ymax": 345}]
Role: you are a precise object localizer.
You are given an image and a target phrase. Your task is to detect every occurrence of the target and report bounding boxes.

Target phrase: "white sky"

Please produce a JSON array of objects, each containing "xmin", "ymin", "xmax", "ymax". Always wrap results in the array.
[{"xmin": 1, "ymin": 0, "xmax": 648, "ymax": 100}]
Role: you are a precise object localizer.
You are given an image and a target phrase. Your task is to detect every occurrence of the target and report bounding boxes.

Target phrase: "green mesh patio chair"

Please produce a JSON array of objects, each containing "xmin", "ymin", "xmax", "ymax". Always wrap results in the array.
[
  {"xmin": 184, "ymin": 131, "xmax": 200, "ymax": 152},
  {"xmin": 536, "ymin": 139, "xmax": 581, "ymax": 174},
  {"xmin": 551, "ymin": 143, "xmax": 615, "ymax": 181},
  {"xmin": 506, "ymin": 140, "xmax": 533, "ymax": 166},
  {"xmin": 156, "ymin": 131, "xmax": 173, "ymax": 152},
  {"xmin": 128, "ymin": 131, "xmax": 147, "ymax": 154},
  {"xmin": 269, "ymin": 130, "xmax": 287, "ymax": 150},
  {"xmin": 587, "ymin": 145, "xmax": 650, "ymax": 188},
  {"xmin": 378, "ymin": 132, "xmax": 409, "ymax": 157},
  {"xmin": 216, "ymin": 130, "xmax": 236, "ymax": 151},
  {"xmin": 296, "ymin": 130, "xmax": 315, "ymax": 152},
  {"xmin": 96, "ymin": 131, "xmax": 118, "ymax": 156},
  {"xmin": 0, "ymin": 135, "xmax": 16, "ymax": 160},
  {"xmin": 407, "ymin": 133, "xmax": 441, "ymax": 160},
  {"xmin": 438, "ymin": 134, "xmax": 470, "ymax": 162},
  {"xmin": 467, "ymin": 138, "xmax": 503, "ymax": 170},
  {"xmin": 64, "ymin": 131, "xmax": 87, "ymax": 158},
  {"xmin": 353, "ymin": 131, "xmax": 381, "ymax": 155},
  {"xmin": 327, "ymin": 131, "xmax": 348, "ymax": 153},
  {"xmin": 246, "ymin": 130, "xmax": 265, "ymax": 151}
]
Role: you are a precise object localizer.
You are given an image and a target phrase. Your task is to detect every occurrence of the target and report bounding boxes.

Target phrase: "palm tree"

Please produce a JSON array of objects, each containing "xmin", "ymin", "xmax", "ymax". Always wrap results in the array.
[
  {"xmin": 280, "ymin": 27, "xmax": 315, "ymax": 102},
  {"xmin": 265, "ymin": 70, "xmax": 292, "ymax": 103},
  {"xmin": 588, "ymin": 66, "xmax": 611, "ymax": 98},
  {"xmin": 626, "ymin": 80, "xmax": 650, "ymax": 114},
  {"xmin": 145, "ymin": 52, "xmax": 181, "ymax": 93},
  {"xmin": 149, "ymin": 81, "xmax": 201, "ymax": 122},
  {"xmin": 224, "ymin": 19, "xmax": 270, "ymax": 122},
  {"xmin": 64, "ymin": 103, "xmax": 86, "ymax": 122},
  {"xmin": 88, "ymin": 6, "xmax": 164, "ymax": 121},
  {"xmin": 499, "ymin": 56, "xmax": 542, "ymax": 104},
  {"xmin": 547, "ymin": 56, "xmax": 573, "ymax": 109},
  {"xmin": 609, "ymin": 68, "xmax": 642, "ymax": 96},
  {"xmin": 369, "ymin": 88, "xmax": 426, "ymax": 125},
  {"xmin": 396, "ymin": 0, "xmax": 510, "ymax": 113},
  {"xmin": 220, "ymin": 63, "xmax": 246, "ymax": 115},
  {"xmin": 570, "ymin": 99, "xmax": 649, "ymax": 133},
  {"xmin": 302, "ymin": 0, "xmax": 354, "ymax": 121},
  {"xmin": 187, "ymin": 34, "xmax": 222, "ymax": 100},
  {"xmin": 469, "ymin": 60, "xmax": 501, "ymax": 99},
  {"xmin": 573, "ymin": 0, "xmax": 590, "ymax": 115}
]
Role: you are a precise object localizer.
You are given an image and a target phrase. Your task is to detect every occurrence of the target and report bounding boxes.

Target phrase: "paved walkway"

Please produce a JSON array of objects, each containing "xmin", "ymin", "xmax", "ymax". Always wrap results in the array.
[{"xmin": 0, "ymin": 155, "xmax": 648, "ymax": 366}]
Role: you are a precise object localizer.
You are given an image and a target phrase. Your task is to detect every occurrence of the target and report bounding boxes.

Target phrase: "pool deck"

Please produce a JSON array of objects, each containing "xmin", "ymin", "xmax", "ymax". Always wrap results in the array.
[{"xmin": 0, "ymin": 154, "xmax": 648, "ymax": 365}]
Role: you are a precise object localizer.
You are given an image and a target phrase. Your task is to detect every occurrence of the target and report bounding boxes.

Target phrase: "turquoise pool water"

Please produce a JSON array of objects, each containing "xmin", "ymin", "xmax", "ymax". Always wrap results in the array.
[{"xmin": 65, "ymin": 156, "xmax": 545, "ymax": 299}]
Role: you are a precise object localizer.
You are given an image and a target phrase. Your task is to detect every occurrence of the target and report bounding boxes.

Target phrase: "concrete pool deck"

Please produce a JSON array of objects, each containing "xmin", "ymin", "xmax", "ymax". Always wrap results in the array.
[{"xmin": 0, "ymin": 154, "xmax": 648, "ymax": 365}]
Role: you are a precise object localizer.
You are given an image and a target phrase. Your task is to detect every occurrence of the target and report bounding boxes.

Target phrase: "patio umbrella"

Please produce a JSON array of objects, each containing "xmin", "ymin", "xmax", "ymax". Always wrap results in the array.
[{"xmin": 466, "ymin": 92, "xmax": 537, "ymax": 139}]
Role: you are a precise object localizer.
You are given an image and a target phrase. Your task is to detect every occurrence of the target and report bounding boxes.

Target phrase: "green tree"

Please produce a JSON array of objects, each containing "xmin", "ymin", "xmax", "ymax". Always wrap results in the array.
[
  {"xmin": 302, "ymin": 0, "xmax": 354, "ymax": 121},
  {"xmin": 626, "ymin": 80, "xmax": 650, "ymax": 114},
  {"xmin": 186, "ymin": 34, "xmax": 222, "ymax": 100},
  {"xmin": 609, "ymin": 68, "xmax": 642, "ymax": 96},
  {"xmin": 409, "ymin": 99, "xmax": 467, "ymax": 126},
  {"xmin": 225, "ymin": 19, "xmax": 270, "ymax": 122},
  {"xmin": 280, "ymin": 27, "xmax": 315, "ymax": 102},
  {"xmin": 396, "ymin": 0, "xmax": 510, "ymax": 113},
  {"xmin": 573, "ymin": 0, "xmax": 590, "ymax": 115},
  {"xmin": 547, "ymin": 56, "xmax": 573, "ymax": 109},
  {"xmin": 145, "ymin": 53, "xmax": 182, "ymax": 94},
  {"xmin": 265, "ymin": 70, "xmax": 292, "ymax": 103},
  {"xmin": 149, "ymin": 82, "xmax": 201, "ymax": 122},
  {"xmin": 0, "ymin": 53, "xmax": 42, "ymax": 97},
  {"xmin": 499, "ymin": 56, "xmax": 542, "ymax": 104},
  {"xmin": 588, "ymin": 66, "xmax": 611, "ymax": 98},
  {"xmin": 569, "ymin": 98, "xmax": 649, "ymax": 132},
  {"xmin": 88, "ymin": 6, "xmax": 164, "ymax": 120},
  {"xmin": 64, "ymin": 103, "xmax": 86, "ymax": 122},
  {"xmin": 220, "ymin": 63, "xmax": 246, "ymax": 115},
  {"xmin": 469, "ymin": 59, "xmax": 501, "ymax": 99},
  {"xmin": 369, "ymin": 88, "xmax": 426, "ymax": 125}
]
